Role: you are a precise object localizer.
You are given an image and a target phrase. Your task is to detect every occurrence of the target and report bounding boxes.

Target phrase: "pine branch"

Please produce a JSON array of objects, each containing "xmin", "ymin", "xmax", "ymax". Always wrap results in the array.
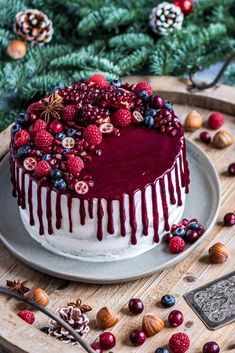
[
  {"xmin": 118, "ymin": 47, "xmax": 150, "ymax": 75},
  {"xmin": 109, "ymin": 33, "xmax": 154, "ymax": 50}
]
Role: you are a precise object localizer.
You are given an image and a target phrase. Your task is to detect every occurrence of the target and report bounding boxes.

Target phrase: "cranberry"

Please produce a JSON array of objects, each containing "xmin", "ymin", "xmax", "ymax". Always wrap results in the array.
[
  {"xmin": 152, "ymin": 95, "xmax": 165, "ymax": 109},
  {"xmin": 99, "ymin": 332, "xmax": 116, "ymax": 350},
  {"xmin": 223, "ymin": 212, "xmax": 235, "ymax": 226},
  {"xmin": 164, "ymin": 232, "xmax": 174, "ymax": 243},
  {"xmin": 128, "ymin": 298, "xmax": 144, "ymax": 315},
  {"xmin": 130, "ymin": 329, "xmax": 147, "ymax": 346},
  {"xmin": 28, "ymin": 113, "xmax": 37, "ymax": 122},
  {"xmin": 200, "ymin": 131, "xmax": 211, "ymax": 144},
  {"xmin": 168, "ymin": 310, "xmax": 184, "ymax": 327},
  {"xmin": 203, "ymin": 341, "xmax": 220, "ymax": 353},
  {"xmin": 186, "ymin": 229, "xmax": 200, "ymax": 243},
  {"xmin": 49, "ymin": 120, "xmax": 64, "ymax": 134},
  {"xmin": 228, "ymin": 163, "xmax": 235, "ymax": 176},
  {"xmin": 91, "ymin": 344, "xmax": 103, "ymax": 353}
]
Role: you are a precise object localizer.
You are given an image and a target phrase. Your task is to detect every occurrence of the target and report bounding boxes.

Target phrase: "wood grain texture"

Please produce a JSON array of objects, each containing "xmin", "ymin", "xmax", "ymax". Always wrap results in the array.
[{"xmin": 0, "ymin": 76, "xmax": 235, "ymax": 353}]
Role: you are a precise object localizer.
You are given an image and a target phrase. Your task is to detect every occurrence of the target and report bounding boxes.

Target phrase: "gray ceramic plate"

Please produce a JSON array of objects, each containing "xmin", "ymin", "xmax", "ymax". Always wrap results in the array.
[{"xmin": 0, "ymin": 140, "xmax": 220, "ymax": 284}]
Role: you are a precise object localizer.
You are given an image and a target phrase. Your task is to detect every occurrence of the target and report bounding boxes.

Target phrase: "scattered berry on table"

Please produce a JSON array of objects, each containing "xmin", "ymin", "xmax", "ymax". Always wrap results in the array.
[
  {"xmin": 34, "ymin": 130, "xmax": 53, "ymax": 152},
  {"xmin": 161, "ymin": 294, "xmax": 176, "ymax": 308},
  {"xmin": 17, "ymin": 146, "xmax": 31, "ymax": 158},
  {"xmin": 14, "ymin": 130, "xmax": 30, "ymax": 147},
  {"xmin": 186, "ymin": 229, "xmax": 200, "ymax": 243},
  {"xmin": 29, "ymin": 119, "xmax": 47, "ymax": 136},
  {"xmin": 223, "ymin": 212, "xmax": 235, "ymax": 226},
  {"xmin": 62, "ymin": 105, "xmax": 77, "ymax": 121},
  {"xmin": 228, "ymin": 163, "xmax": 235, "ymax": 176},
  {"xmin": 130, "ymin": 329, "xmax": 147, "ymax": 346},
  {"xmin": 134, "ymin": 82, "xmax": 153, "ymax": 96},
  {"xmin": 169, "ymin": 236, "xmax": 186, "ymax": 254},
  {"xmin": 200, "ymin": 131, "xmax": 211, "ymax": 144},
  {"xmin": 155, "ymin": 348, "xmax": 170, "ymax": 353},
  {"xmin": 91, "ymin": 344, "xmax": 103, "ymax": 353},
  {"xmin": 88, "ymin": 73, "xmax": 108, "ymax": 88},
  {"xmin": 67, "ymin": 156, "xmax": 84, "ymax": 175},
  {"xmin": 53, "ymin": 178, "xmax": 67, "ymax": 189},
  {"xmin": 17, "ymin": 310, "xmax": 35, "ymax": 325},
  {"xmin": 128, "ymin": 298, "xmax": 144, "ymax": 315},
  {"xmin": 169, "ymin": 332, "xmax": 190, "ymax": 353},
  {"xmin": 168, "ymin": 310, "xmax": 184, "ymax": 327},
  {"xmin": 83, "ymin": 125, "xmax": 102, "ymax": 145},
  {"xmin": 173, "ymin": 227, "xmax": 187, "ymax": 238},
  {"xmin": 49, "ymin": 119, "xmax": 63, "ymax": 134},
  {"xmin": 50, "ymin": 169, "xmax": 62, "ymax": 179},
  {"xmin": 188, "ymin": 221, "xmax": 200, "ymax": 230},
  {"xmin": 164, "ymin": 232, "xmax": 174, "ymax": 243},
  {"xmin": 203, "ymin": 341, "xmax": 220, "ymax": 353},
  {"xmin": 35, "ymin": 160, "xmax": 52, "ymax": 177},
  {"xmin": 40, "ymin": 326, "xmax": 49, "ymax": 334},
  {"xmin": 111, "ymin": 109, "xmax": 132, "ymax": 128},
  {"xmin": 99, "ymin": 332, "xmax": 116, "ymax": 350},
  {"xmin": 208, "ymin": 112, "xmax": 224, "ymax": 130}
]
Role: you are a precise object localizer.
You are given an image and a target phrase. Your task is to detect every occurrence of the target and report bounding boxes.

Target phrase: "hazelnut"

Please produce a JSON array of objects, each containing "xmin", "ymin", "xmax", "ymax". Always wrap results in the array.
[
  {"xmin": 96, "ymin": 307, "xmax": 118, "ymax": 329},
  {"xmin": 27, "ymin": 287, "xmax": 49, "ymax": 307},
  {"xmin": 184, "ymin": 111, "xmax": 202, "ymax": 132},
  {"xmin": 142, "ymin": 313, "xmax": 164, "ymax": 337},
  {"xmin": 6, "ymin": 40, "xmax": 27, "ymax": 60},
  {"xmin": 212, "ymin": 130, "xmax": 233, "ymax": 149},
  {"xmin": 208, "ymin": 243, "xmax": 229, "ymax": 264}
]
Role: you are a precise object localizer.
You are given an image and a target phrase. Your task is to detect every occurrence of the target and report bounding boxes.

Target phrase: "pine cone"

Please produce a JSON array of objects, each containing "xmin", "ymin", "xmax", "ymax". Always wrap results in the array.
[
  {"xmin": 149, "ymin": 2, "xmax": 184, "ymax": 36},
  {"xmin": 48, "ymin": 306, "xmax": 89, "ymax": 344},
  {"xmin": 14, "ymin": 9, "xmax": 53, "ymax": 46}
]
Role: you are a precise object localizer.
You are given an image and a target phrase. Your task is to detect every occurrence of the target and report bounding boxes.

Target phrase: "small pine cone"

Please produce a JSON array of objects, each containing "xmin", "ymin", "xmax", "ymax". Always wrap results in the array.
[
  {"xmin": 149, "ymin": 2, "xmax": 184, "ymax": 36},
  {"xmin": 48, "ymin": 306, "xmax": 89, "ymax": 345},
  {"xmin": 14, "ymin": 9, "xmax": 53, "ymax": 46}
]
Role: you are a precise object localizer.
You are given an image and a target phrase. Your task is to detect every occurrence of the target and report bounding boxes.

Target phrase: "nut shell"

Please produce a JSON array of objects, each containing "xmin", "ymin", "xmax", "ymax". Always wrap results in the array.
[
  {"xmin": 7, "ymin": 40, "xmax": 27, "ymax": 59},
  {"xmin": 142, "ymin": 313, "xmax": 164, "ymax": 337},
  {"xmin": 96, "ymin": 307, "xmax": 118, "ymax": 329},
  {"xmin": 209, "ymin": 242, "xmax": 229, "ymax": 264},
  {"xmin": 184, "ymin": 111, "xmax": 202, "ymax": 132},
  {"xmin": 27, "ymin": 287, "xmax": 49, "ymax": 307},
  {"xmin": 212, "ymin": 130, "xmax": 233, "ymax": 149}
]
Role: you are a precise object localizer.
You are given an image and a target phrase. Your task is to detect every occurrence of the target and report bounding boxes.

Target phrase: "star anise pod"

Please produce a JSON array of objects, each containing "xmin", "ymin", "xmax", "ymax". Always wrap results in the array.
[
  {"xmin": 67, "ymin": 298, "xmax": 92, "ymax": 313},
  {"xmin": 37, "ymin": 92, "xmax": 64, "ymax": 123},
  {"xmin": 6, "ymin": 279, "xmax": 30, "ymax": 295}
]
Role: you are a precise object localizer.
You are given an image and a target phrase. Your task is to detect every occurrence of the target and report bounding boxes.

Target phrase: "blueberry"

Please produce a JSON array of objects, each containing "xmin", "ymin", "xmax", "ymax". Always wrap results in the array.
[
  {"xmin": 155, "ymin": 348, "xmax": 169, "ymax": 353},
  {"xmin": 164, "ymin": 100, "xmax": 173, "ymax": 111},
  {"xmin": 40, "ymin": 326, "xmax": 49, "ymax": 334},
  {"xmin": 56, "ymin": 132, "xmax": 66, "ymax": 141},
  {"xmin": 17, "ymin": 146, "xmax": 31, "ymax": 158},
  {"xmin": 145, "ymin": 108, "xmax": 157, "ymax": 117},
  {"xmin": 144, "ymin": 116, "xmax": 155, "ymax": 128},
  {"xmin": 111, "ymin": 79, "xmax": 122, "ymax": 88},
  {"xmin": 53, "ymin": 178, "xmax": 67, "ymax": 189},
  {"xmin": 11, "ymin": 123, "xmax": 22, "ymax": 135},
  {"xmin": 42, "ymin": 154, "xmax": 51, "ymax": 161},
  {"xmin": 15, "ymin": 112, "xmax": 28, "ymax": 126},
  {"xmin": 161, "ymin": 294, "xmax": 175, "ymax": 308},
  {"xmin": 138, "ymin": 90, "xmax": 150, "ymax": 103},
  {"xmin": 63, "ymin": 148, "xmax": 71, "ymax": 154},
  {"xmin": 189, "ymin": 221, "xmax": 200, "ymax": 230},
  {"xmin": 66, "ymin": 128, "xmax": 77, "ymax": 137},
  {"xmin": 50, "ymin": 169, "xmax": 62, "ymax": 179},
  {"xmin": 173, "ymin": 227, "xmax": 187, "ymax": 237}
]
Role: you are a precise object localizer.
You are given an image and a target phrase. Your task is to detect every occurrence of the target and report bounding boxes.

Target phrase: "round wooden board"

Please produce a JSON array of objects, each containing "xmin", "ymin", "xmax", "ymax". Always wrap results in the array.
[{"xmin": 0, "ymin": 76, "xmax": 235, "ymax": 353}]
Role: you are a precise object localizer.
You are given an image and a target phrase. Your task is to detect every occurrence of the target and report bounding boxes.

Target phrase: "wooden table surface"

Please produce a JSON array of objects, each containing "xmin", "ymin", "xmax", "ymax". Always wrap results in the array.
[{"xmin": 0, "ymin": 76, "xmax": 235, "ymax": 353}]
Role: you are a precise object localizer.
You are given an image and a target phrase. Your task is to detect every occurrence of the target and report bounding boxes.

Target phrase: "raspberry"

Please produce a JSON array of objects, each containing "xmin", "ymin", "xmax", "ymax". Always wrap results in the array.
[
  {"xmin": 35, "ymin": 160, "xmax": 52, "ymax": 177},
  {"xmin": 14, "ymin": 130, "xmax": 30, "ymax": 147},
  {"xmin": 208, "ymin": 112, "xmax": 224, "ymax": 130},
  {"xmin": 34, "ymin": 130, "xmax": 53, "ymax": 152},
  {"xmin": 169, "ymin": 236, "xmax": 185, "ymax": 254},
  {"xmin": 88, "ymin": 73, "xmax": 108, "ymax": 88},
  {"xmin": 62, "ymin": 105, "xmax": 77, "ymax": 122},
  {"xmin": 169, "ymin": 333, "xmax": 190, "ymax": 353},
  {"xmin": 111, "ymin": 109, "xmax": 132, "ymax": 128},
  {"xmin": 83, "ymin": 125, "xmax": 102, "ymax": 146},
  {"xmin": 27, "ymin": 101, "xmax": 43, "ymax": 116},
  {"xmin": 67, "ymin": 156, "xmax": 84, "ymax": 176},
  {"xmin": 29, "ymin": 119, "xmax": 47, "ymax": 136},
  {"xmin": 134, "ymin": 82, "xmax": 153, "ymax": 96},
  {"xmin": 17, "ymin": 310, "xmax": 35, "ymax": 325}
]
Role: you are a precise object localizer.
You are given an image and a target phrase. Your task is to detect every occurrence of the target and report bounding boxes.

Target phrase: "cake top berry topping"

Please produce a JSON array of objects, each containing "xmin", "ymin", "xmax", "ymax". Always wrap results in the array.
[{"xmin": 11, "ymin": 74, "xmax": 182, "ymax": 195}]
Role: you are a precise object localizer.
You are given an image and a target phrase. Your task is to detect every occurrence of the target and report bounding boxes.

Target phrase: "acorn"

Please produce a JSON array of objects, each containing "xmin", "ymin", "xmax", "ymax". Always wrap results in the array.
[
  {"xmin": 142, "ymin": 313, "xmax": 164, "ymax": 337},
  {"xmin": 184, "ymin": 111, "xmax": 203, "ymax": 132},
  {"xmin": 96, "ymin": 307, "xmax": 119, "ymax": 329},
  {"xmin": 6, "ymin": 40, "xmax": 27, "ymax": 59},
  {"xmin": 27, "ymin": 287, "xmax": 49, "ymax": 307},
  {"xmin": 212, "ymin": 130, "xmax": 233, "ymax": 149},
  {"xmin": 208, "ymin": 243, "xmax": 229, "ymax": 264}
]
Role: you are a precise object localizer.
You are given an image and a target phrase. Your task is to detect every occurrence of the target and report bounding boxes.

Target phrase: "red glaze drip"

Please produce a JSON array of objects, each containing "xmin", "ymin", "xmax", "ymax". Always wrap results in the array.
[
  {"xmin": 129, "ymin": 193, "xmax": 137, "ymax": 245},
  {"xmin": 28, "ymin": 179, "xmax": 34, "ymax": 226},
  {"xmin": 16, "ymin": 166, "xmax": 21, "ymax": 206},
  {"xmin": 68, "ymin": 195, "xmax": 73, "ymax": 233},
  {"xmin": 179, "ymin": 154, "xmax": 186, "ymax": 187},
  {"xmin": 10, "ymin": 158, "xmax": 17, "ymax": 197},
  {"xmin": 167, "ymin": 171, "xmax": 176, "ymax": 205},
  {"xmin": 37, "ymin": 185, "xmax": 44, "ymax": 235},
  {"xmin": 175, "ymin": 163, "xmax": 182, "ymax": 206},
  {"xmin": 88, "ymin": 199, "xmax": 94, "ymax": 219},
  {"xmin": 46, "ymin": 189, "xmax": 53, "ymax": 235},
  {"xmin": 151, "ymin": 183, "xmax": 159, "ymax": 243},
  {"xmin": 107, "ymin": 200, "xmax": 114, "ymax": 234},
  {"xmin": 21, "ymin": 171, "xmax": 26, "ymax": 210},
  {"xmin": 119, "ymin": 195, "xmax": 126, "ymax": 236},
  {"xmin": 97, "ymin": 199, "xmax": 104, "ymax": 241},
  {"xmin": 160, "ymin": 178, "xmax": 170, "ymax": 231},
  {"xmin": 141, "ymin": 189, "xmax": 148, "ymax": 236},
  {"xmin": 79, "ymin": 199, "xmax": 86, "ymax": 225},
  {"xmin": 55, "ymin": 193, "xmax": 62, "ymax": 229}
]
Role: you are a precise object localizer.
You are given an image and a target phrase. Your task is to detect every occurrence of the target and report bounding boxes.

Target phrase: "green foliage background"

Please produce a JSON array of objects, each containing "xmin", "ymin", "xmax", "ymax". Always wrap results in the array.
[{"xmin": 0, "ymin": 0, "xmax": 235, "ymax": 131}]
